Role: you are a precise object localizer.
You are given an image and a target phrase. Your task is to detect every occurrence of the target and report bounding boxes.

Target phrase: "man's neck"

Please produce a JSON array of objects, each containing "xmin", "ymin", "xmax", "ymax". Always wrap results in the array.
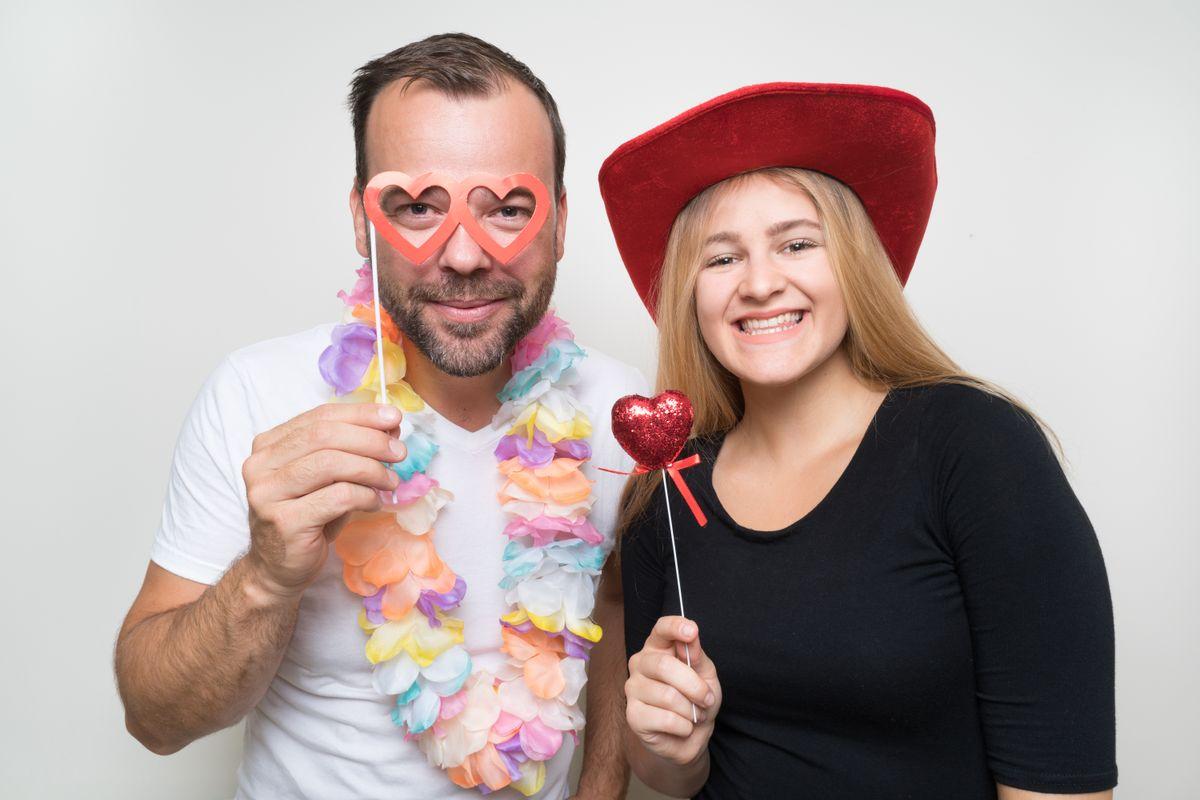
[{"xmin": 401, "ymin": 339, "xmax": 512, "ymax": 433}]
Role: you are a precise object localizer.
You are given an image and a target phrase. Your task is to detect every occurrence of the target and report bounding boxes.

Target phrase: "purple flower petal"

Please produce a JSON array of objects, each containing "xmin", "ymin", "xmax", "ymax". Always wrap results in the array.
[
  {"xmin": 415, "ymin": 576, "xmax": 467, "ymax": 627},
  {"xmin": 319, "ymin": 323, "xmax": 377, "ymax": 395},
  {"xmin": 364, "ymin": 588, "xmax": 386, "ymax": 625}
]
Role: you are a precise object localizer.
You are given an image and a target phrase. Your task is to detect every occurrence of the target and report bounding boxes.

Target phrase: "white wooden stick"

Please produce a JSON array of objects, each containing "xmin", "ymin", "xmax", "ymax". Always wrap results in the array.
[
  {"xmin": 368, "ymin": 226, "xmax": 388, "ymax": 405},
  {"xmin": 661, "ymin": 469, "xmax": 698, "ymax": 724}
]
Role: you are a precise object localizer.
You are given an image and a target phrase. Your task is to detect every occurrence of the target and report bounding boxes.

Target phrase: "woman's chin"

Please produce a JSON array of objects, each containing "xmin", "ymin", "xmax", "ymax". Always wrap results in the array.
[{"xmin": 725, "ymin": 360, "xmax": 820, "ymax": 389}]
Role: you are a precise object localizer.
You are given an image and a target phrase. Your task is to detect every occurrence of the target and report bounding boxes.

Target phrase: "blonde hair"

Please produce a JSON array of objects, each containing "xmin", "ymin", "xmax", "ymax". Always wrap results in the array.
[{"xmin": 617, "ymin": 167, "xmax": 1059, "ymax": 536}]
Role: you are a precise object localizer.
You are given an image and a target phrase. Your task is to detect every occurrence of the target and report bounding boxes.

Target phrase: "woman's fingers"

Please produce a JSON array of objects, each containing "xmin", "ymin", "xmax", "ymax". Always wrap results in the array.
[
  {"xmin": 643, "ymin": 615, "xmax": 699, "ymax": 653},
  {"xmin": 627, "ymin": 672, "xmax": 706, "ymax": 722},
  {"xmin": 631, "ymin": 649, "xmax": 714, "ymax": 708},
  {"xmin": 627, "ymin": 698, "xmax": 695, "ymax": 740}
]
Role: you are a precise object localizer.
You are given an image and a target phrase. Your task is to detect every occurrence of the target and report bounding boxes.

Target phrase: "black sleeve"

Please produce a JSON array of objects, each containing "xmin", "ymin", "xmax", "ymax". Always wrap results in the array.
[
  {"xmin": 620, "ymin": 491, "xmax": 669, "ymax": 660},
  {"xmin": 922, "ymin": 385, "xmax": 1117, "ymax": 793}
]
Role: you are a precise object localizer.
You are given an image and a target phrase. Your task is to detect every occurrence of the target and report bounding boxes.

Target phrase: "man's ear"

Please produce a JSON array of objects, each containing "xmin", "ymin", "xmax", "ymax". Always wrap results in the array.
[
  {"xmin": 554, "ymin": 187, "xmax": 568, "ymax": 262},
  {"xmin": 349, "ymin": 180, "xmax": 370, "ymax": 258}
]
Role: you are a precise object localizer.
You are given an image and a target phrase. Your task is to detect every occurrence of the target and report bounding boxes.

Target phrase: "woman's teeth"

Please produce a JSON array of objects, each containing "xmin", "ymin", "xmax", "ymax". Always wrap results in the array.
[{"xmin": 738, "ymin": 311, "xmax": 803, "ymax": 335}]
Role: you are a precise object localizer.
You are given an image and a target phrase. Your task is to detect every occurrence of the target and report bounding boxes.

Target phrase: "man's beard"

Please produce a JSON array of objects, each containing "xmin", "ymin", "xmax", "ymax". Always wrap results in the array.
[{"xmin": 378, "ymin": 263, "xmax": 556, "ymax": 378}]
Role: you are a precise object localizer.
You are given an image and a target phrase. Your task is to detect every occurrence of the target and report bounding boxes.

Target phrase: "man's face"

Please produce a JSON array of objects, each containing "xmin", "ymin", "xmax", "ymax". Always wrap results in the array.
[{"xmin": 351, "ymin": 79, "xmax": 566, "ymax": 377}]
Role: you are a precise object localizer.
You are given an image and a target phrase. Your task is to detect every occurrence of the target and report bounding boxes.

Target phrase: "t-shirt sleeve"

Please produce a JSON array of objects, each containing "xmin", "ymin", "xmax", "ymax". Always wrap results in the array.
[
  {"xmin": 620, "ymin": 492, "xmax": 668, "ymax": 661},
  {"xmin": 921, "ymin": 385, "xmax": 1117, "ymax": 793},
  {"xmin": 151, "ymin": 357, "xmax": 256, "ymax": 585}
]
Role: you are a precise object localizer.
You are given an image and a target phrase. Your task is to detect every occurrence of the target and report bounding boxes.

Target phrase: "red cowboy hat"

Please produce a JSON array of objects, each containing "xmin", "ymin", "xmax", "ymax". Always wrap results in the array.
[{"xmin": 598, "ymin": 82, "xmax": 937, "ymax": 318}]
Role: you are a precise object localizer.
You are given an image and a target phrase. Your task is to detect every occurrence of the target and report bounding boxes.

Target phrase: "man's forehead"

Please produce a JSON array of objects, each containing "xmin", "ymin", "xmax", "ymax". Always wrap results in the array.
[{"xmin": 365, "ymin": 79, "xmax": 555, "ymax": 183}]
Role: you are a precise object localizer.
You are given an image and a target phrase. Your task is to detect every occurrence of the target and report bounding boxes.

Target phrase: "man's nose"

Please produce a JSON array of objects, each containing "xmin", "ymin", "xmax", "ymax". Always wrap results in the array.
[{"xmin": 436, "ymin": 224, "xmax": 492, "ymax": 275}]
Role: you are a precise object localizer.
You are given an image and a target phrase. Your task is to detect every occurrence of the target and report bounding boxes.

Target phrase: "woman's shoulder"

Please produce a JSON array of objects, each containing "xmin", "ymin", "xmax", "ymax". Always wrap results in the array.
[{"xmin": 895, "ymin": 381, "xmax": 1058, "ymax": 473}]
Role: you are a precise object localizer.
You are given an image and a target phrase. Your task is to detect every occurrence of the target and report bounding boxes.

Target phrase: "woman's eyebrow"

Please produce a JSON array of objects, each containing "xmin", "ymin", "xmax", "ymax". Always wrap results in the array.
[
  {"xmin": 703, "ymin": 219, "xmax": 821, "ymax": 246},
  {"xmin": 703, "ymin": 230, "xmax": 742, "ymax": 246},
  {"xmin": 765, "ymin": 218, "xmax": 821, "ymax": 237}
]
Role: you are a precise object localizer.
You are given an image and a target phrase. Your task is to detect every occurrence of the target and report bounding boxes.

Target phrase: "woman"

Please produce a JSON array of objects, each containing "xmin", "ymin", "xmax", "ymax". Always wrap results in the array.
[{"xmin": 596, "ymin": 83, "xmax": 1116, "ymax": 799}]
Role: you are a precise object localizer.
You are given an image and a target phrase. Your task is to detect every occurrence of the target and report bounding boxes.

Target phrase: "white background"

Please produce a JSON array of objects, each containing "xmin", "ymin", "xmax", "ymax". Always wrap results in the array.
[{"xmin": 1, "ymin": 1, "xmax": 1196, "ymax": 798}]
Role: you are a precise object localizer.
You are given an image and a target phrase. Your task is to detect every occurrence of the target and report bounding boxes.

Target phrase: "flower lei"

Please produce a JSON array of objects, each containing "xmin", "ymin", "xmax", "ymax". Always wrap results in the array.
[{"xmin": 317, "ymin": 261, "xmax": 603, "ymax": 795}]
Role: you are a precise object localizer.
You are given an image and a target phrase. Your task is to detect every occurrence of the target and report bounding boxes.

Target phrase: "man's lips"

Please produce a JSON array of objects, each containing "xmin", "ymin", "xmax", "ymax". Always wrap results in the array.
[{"xmin": 427, "ymin": 297, "xmax": 507, "ymax": 323}]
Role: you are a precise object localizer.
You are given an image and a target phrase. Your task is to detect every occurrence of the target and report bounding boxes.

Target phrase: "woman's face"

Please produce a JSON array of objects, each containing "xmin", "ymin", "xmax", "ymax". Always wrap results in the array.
[{"xmin": 693, "ymin": 175, "xmax": 849, "ymax": 388}]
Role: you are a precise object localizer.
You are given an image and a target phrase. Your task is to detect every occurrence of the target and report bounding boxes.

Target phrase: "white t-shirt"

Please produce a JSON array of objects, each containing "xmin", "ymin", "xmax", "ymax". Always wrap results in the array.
[{"xmin": 151, "ymin": 324, "xmax": 647, "ymax": 800}]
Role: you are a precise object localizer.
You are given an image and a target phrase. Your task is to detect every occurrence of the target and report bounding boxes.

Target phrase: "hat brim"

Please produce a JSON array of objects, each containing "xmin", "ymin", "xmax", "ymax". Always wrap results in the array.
[{"xmin": 598, "ymin": 82, "xmax": 938, "ymax": 318}]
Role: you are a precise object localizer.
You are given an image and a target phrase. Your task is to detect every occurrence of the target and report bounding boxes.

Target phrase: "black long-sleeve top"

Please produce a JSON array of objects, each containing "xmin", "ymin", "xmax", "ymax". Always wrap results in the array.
[{"xmin": 622, "ymin": 384, "xmax": 1117, "ymax": 799}]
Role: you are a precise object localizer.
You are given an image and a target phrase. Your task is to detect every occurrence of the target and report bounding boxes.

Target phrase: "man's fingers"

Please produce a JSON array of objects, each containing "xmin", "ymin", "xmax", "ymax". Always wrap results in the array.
[
  {"xmin": 296, "ymin": 481, "xmax": 382, "ymax": 528},
  {"xmin": 252, "ymin": 419, "xmax": 407, "ymax": 475},
  {"xmin": 267, "ymin": 450, "xmax": 399, "ymax": 501},
  {"xmin": 252, "ymin": 403, "xmax": 402, "ymax": 453},
  {"xmin": 643, "ymin": 615, "xmax": 699, "ymax": 652},
  {"xmin": 635, "ymin": 650, "xmax": 713, "ymax": 708}
]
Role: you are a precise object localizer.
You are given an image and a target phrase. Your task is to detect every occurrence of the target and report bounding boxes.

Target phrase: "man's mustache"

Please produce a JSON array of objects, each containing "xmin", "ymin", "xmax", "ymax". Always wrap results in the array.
[{"xmin": 406, "ymin": 276, "xmax": 525, "ymax": 304}]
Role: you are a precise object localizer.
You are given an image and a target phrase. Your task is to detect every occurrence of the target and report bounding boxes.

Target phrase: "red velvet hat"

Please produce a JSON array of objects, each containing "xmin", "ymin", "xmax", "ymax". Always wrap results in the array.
[{"xmin": 598, "ymin": 82, "xmax": 937, "ymax": 317}]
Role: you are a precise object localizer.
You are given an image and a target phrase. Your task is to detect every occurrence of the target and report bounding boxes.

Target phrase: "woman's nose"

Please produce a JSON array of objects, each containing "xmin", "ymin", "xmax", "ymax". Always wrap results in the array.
[{"xmin": 737, "ymin": 255, "xmax": 787, "ymax": 301}]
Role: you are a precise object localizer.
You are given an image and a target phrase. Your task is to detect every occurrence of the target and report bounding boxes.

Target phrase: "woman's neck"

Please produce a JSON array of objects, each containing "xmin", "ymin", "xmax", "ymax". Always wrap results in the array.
[{"xmin": 732, "ymin": 346, "xmax": 887, "ymax": 466}]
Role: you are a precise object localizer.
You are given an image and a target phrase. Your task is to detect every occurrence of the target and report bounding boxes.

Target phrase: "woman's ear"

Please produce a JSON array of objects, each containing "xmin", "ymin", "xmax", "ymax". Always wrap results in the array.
[{"xmin": 349, "ymin": 181, "xmax": 370, "ymax": 258}]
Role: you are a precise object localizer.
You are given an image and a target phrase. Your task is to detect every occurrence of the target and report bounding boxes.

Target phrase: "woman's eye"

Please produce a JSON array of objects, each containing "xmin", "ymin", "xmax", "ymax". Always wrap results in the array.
[
  {"xmin": 705, "ymin": 255, "xmax": 737, "ymax": 268},
  {"xmin": 784, "ymin": 238, "xmax": 818, "ymax": 253}
]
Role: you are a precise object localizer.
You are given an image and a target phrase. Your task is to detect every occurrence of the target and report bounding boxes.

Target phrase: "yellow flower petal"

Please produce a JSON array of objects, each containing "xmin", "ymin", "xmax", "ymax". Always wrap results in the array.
[
  {"xmin": 526, "ymin": 609, "xmax": 566, "ymax": 634},
  {"xmin": 566, "ymin": 618, "xmax": 603, "ymax": 643},
  {"xmin": 512, "ymin": 760, "xmax": 546, "ymax": 797}
]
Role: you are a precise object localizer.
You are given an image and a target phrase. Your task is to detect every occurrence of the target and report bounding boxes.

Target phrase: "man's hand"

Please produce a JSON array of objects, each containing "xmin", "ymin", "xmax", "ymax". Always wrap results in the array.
[
  {"xmin": 626, "ymin": 616, "xmax": 722, "ymax": 767},
  {"xmin": 241, "ymin": 402, "xmax": 406, "ymax": 598}
]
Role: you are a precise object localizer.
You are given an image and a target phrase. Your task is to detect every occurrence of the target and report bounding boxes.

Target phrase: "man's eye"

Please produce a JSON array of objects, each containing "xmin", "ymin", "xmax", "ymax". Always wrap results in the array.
[
  {"xmin": 407, "ymin": 203, "xmax": 429, "ymax": 216},
  {"xmin": 498, "ymin": 206, "xmax": 529, "ymax": 219}
]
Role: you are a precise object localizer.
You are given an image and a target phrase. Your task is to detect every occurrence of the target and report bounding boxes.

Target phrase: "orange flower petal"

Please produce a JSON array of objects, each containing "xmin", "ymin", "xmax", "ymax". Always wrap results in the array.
[
  {"xmin": 501, "ymin": 626, "xmax": 540, "ymax": 661},
  {"xmin": 351, "ymin": 303, "xmax": 400, "ymax": 343},
  {"xmin": 475, "ymin": 745, "xmax": 512, "ymax": 791},
  {"xmin": 343, "ymin": 563, "xmax": 378, "ymax": 597},
  {"xmin": 524, "ymin": 652, "xmax": 566, "ymax": 699},
  {"xmin": 334, "ymin": 512, "xmax": 395, "ymax": 566},
  {"xmin": 428, "ymin": 562, "xmax": 458, "ymax": 594},
  {"xmin": 361, "ymin": 540, "xmax": 411, "ymax": 587},
  {"xmin": 381, "ymin": 578, "xmax": 421, "ymax": 619}
]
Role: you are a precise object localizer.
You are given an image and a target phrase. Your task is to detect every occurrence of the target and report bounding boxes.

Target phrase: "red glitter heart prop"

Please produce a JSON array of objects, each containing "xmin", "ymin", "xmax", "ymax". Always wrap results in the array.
[{"xmin": 611, "ymin": 390, "xmax": 695, "ymax": 470}]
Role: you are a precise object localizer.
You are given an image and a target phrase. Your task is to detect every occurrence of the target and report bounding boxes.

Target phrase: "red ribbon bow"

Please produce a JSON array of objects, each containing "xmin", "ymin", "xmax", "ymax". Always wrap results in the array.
[{"xmin": 600, "ymin": 454, "xmax": 708, "ymax": 527}]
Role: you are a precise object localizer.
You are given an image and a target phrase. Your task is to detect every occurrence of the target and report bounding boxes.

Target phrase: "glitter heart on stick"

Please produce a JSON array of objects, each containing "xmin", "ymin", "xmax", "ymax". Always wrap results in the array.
[{"xmin": 606, "ymin": 390, "xmax": 707, "ymax": 723}]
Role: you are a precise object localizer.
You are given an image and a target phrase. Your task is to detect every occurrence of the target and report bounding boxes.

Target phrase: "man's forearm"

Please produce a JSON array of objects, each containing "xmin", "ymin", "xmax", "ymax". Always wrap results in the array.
[
  {"xmin": 115, "ymin": 554, "xmax": 301, "ymax": 754},
  {"xmin": 575, "ymin": 561, "xmax": 630, "ymax": 799}
]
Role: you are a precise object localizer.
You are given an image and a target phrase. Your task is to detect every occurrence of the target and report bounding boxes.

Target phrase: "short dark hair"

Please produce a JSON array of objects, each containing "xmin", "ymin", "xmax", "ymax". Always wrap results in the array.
[{"xmin": 348, "ymin": 33, "xmax": 566, "ymax": 195}]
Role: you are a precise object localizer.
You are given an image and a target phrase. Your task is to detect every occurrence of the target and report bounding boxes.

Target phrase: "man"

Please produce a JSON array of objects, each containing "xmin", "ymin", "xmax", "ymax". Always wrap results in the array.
[{"xmin": 115, "ymin": 33, "xmax": 641, "ymax": 799}]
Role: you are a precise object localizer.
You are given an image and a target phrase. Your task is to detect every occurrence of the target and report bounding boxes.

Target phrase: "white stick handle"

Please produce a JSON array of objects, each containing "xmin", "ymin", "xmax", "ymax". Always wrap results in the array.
[
  {"xmin": 368, "ymin": 226, "xmax": 388, "ymax": 405},
  {"xmin": 661, "ymin": 469, "xmax": 698, "ymax": 724}
]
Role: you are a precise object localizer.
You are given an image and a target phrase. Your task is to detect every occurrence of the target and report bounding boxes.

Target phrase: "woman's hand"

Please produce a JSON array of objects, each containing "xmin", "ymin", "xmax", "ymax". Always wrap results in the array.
[{"xmin": 626, "ymin": 616, "xmax": 722, "ymax": 766}]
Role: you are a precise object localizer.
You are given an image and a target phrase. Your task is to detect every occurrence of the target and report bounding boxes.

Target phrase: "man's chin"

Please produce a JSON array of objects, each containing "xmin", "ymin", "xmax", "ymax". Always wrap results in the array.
[{"xmin": 408, "ymin": 303, "xmax": 519, "ymax": 377}]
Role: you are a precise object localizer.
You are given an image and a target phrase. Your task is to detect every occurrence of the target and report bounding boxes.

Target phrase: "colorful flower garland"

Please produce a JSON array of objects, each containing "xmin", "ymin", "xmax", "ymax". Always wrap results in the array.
[{"xmin": 318, "ymin": 261, "xmax": 604, "ymax": 795}]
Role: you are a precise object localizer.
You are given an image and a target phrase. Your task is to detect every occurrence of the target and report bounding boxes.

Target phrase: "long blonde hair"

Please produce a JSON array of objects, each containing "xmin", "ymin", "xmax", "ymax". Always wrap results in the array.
[{"xmin": 617, "ymin": 167, "xmax": 1059, "ymax": 536}]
